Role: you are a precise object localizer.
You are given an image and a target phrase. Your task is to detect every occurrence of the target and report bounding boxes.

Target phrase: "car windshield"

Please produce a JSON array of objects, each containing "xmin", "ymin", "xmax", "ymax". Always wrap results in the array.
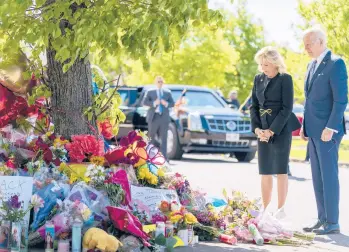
[
  {"xmin": 118, "ymin": 89, "xmax": 138, "ymax": 106},
  {"xmin": 170, "ymin": 89, "xmax": 225, "ymax": 108}
]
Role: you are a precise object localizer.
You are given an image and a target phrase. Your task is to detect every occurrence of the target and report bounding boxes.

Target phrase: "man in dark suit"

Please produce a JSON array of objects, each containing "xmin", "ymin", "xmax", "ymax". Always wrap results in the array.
[
  {"xmin": 143, "ymin": 76, "xmax": 174, "ymax": 160},
  {"xmin": 301, "ymin": 27, "xmax": 348, "ymax": 235}
]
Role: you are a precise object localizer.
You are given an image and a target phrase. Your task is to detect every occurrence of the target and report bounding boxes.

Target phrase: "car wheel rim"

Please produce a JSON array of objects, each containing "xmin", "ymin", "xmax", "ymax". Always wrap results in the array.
[{"xmin": 167, "ymin": 129, "xmax": 174, "ymax": 154}]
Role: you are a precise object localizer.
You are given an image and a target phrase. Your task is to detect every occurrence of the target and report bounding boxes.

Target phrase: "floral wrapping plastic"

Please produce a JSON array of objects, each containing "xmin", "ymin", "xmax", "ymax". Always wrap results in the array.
[{"xmin": 30, "ymin": 182, "xmax": 67, "ymax": 231}]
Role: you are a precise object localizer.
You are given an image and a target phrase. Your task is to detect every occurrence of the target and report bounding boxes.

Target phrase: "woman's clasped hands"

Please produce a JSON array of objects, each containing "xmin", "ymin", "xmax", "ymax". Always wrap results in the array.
[{"xmin": 255, "ymin": 128, "xmax": 274, "ymax": 142}]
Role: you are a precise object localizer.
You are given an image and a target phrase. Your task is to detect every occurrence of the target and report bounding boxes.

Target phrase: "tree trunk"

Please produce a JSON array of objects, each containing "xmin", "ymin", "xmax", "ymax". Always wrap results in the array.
[{"xmin": 47, "ymin": 48, "xmax": 95, "ymax": 139}]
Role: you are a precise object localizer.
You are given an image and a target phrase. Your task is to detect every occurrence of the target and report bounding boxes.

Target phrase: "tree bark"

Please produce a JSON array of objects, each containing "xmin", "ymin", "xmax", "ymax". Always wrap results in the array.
[{"xmin": 47, "ymin": 48, "xmax": 95, "ymax": 139}]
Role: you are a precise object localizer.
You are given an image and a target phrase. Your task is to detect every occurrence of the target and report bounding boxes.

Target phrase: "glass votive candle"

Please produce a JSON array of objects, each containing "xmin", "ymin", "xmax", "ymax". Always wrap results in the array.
[{"xmin": 57, "ymin": 240, "xmax": 69, "ymax": 252}]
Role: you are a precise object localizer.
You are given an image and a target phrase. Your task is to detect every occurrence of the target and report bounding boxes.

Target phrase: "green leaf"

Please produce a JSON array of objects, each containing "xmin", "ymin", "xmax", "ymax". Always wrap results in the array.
[
  {"xmin": 154, "ymin": 234, "xmax": 166, "ymax": 246},
  {"xmin": 166, "ymin": 237, "xmax": 177, "ymax": 251}
]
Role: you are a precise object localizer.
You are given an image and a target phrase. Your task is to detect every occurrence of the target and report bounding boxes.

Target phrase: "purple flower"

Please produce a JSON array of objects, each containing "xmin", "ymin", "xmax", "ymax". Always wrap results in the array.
[{"xmin": 9, "ymin": 195, "xmax": 22, "ymax": 209}]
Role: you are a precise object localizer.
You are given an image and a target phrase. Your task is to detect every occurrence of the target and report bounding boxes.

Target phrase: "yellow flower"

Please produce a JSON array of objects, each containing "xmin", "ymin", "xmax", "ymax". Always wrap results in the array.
[
  {"xmin": 82, "ymin": 208, "xmax": 92, "ymax": 221},
  {"xmin": 59, "ymin": 163, "xmax": 69, "ymax": 174},
  {"xmin": 170, "ymin": 214, "xmax": 183, "ymax": 224},
  {"xmin": 69, "ymin": 174, "xmax": 78, "ymax": 184},
  {"xmin": 138, "ymin": 167, "xmax": 147, "ymax": 180},
  {"xmin": 157, "ymin": 168, "xmax": 165, "ymax": 177},
  {"xmin": 90, "ymin": 156, "xmax": 105, "ymax": 166},
  {"xmin": 149, "ymin": 175, "xmax": 158, "ymax": 185},
  {"xmin": 53, "ymin": 138, "xmax": 69, "ymax": 148},
  {"xmin": 138, "ymin": 166, "xmax": 150, "ymax": 180},
  {"xmin": 184, "ymin": 213, "xmax": 198, "ymax": 224},
  {"xmin": 145, "ymin": 171, "xmax": 152, "ymax": 180}
]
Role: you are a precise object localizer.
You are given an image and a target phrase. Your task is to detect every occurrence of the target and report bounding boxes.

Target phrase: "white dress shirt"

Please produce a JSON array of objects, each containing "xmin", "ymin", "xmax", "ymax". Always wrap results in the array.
[
  {"xmin": 154, "ymin": 88, "xmax": 168, "ymax": 113},
  {"xmin": 312, "ymin": 48, "xmax": 330, "ymax": 72}
]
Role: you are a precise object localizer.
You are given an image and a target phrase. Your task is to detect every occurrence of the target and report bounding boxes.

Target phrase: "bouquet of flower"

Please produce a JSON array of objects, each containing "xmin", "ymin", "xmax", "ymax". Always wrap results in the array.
[
  {"xmin": 163, "ymin": 173, "xmax": 194, "ymax": 207},
  {"xmin": 0, "ymin": 194, "xmax": 44, "ymax": 223},
  {"xmin": 159, "ymin": 200, "xmax": 198, "ymax": 230},
  {"xmin": 221, "ymin": 189, "xmax": 260, "ymax": 227}
]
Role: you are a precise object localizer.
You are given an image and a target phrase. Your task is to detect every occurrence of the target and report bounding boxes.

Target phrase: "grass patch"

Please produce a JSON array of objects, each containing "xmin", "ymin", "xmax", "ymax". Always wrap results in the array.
[{"xmin": 291, "ymin": 138, "xmax": 349, "ymax": 163}]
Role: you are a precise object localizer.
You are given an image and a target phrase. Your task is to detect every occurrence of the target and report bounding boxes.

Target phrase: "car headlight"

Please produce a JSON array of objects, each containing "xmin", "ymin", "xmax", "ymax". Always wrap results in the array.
[{"xmin": 188, "ymin": 113, "xmax": 203, "ymax": 132}]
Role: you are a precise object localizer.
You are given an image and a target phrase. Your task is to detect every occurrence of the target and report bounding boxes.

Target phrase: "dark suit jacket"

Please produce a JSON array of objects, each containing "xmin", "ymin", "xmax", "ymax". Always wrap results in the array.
[
  {"xmin": 303, "ymin": 51, "xmax": 348, "ymax": 138},
  {"xmin": 250, "ymin": 73, "xmax": 301, "ymax": 135},
  {"xmin": 143, "ymin": 88, "xmax": 175, "ymax": 123}
]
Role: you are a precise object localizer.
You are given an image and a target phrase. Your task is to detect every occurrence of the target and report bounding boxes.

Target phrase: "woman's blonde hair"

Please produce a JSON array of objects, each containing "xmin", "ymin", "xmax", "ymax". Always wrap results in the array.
[{"xmin": 254, "ymin": 46, "xmax": 287, "ymax": 74}]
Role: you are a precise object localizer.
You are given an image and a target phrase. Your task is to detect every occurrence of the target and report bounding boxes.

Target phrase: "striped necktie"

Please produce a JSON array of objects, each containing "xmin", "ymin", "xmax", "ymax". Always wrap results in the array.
[{"xmin": 309, "ymin": 60, "xmax": 318, "ymax": 82}]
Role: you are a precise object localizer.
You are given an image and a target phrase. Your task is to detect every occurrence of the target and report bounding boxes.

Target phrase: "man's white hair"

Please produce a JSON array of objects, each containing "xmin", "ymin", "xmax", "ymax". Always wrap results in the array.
[{"xmin": 303, "ymin": 26, "xmax": 327, "ymax": 45}]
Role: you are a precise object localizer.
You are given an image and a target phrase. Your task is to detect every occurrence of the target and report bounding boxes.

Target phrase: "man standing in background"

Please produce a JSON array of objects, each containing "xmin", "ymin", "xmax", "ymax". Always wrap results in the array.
[
  {"xmin": 227, "ymin": 90, "xmax": 241, "ymax": 109},
  {"xmin": 143, "ymin": 76, "xmax": 174, "ymax": 160}
]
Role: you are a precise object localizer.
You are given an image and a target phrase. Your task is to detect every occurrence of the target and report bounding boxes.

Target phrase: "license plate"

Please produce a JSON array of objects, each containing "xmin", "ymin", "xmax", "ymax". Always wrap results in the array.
[{"xmin": 226, "ymin": 133, "xmax": 240, "ymax": 141}]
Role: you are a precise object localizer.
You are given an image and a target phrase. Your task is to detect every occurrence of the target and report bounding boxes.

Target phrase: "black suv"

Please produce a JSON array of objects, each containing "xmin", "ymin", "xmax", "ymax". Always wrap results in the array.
[{"xmin": 117, "ymin": 85, "xmax": 257, "ymax": 162}]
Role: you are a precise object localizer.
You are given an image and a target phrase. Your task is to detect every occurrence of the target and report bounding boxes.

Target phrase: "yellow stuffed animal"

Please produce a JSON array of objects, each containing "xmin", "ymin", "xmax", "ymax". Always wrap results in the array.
[{"xmin": 83, "ymin": 228, "xmax": 123, "ymax": 252}]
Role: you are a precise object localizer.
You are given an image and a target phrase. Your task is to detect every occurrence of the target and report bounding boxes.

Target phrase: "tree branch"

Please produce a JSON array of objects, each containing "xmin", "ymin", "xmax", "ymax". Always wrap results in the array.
[
  {"xmin": 95, "ymin": 74, "xmax": 121, "ymax": 118},
  {"xmin": 26, "ymin": 1, "xmax": 55, "ymax": 12}
]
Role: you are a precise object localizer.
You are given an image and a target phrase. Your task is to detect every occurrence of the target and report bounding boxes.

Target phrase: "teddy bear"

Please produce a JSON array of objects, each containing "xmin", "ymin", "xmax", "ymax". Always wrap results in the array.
[{"xmin": 83, "ymin": 228, "xmax": 123, "ymax": 252}]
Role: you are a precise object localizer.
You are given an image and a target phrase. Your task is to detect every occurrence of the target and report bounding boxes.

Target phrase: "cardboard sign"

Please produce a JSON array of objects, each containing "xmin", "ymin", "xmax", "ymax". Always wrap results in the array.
[
  {"xmin": 0, "ymin": 176, "xmax": 33, "ymax": 223},
  {"xmin": 131, "ymin": 185, "xmax": 180, "ymax": 220}
]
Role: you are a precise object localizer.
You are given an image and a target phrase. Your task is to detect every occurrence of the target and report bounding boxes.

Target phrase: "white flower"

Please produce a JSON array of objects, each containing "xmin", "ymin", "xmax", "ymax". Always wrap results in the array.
[
  {"xmin": 85, "ymin": 171, "xmax": 91, "ymax": 177},
  {"xmin": 87, "ymin": 164, "xmax": 95, "ymax": 170},
  {"xmin": 31, "ymin": 195, "xmax": 45, "ymax": 212},
  {"xmin": 171, "ymin": 202, "xmax": 181, "ymax": 212}
]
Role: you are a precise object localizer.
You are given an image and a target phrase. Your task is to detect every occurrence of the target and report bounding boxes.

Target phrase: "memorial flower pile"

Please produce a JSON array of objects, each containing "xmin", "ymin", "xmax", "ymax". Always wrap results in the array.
[{"xmin": 0, "ymin": 120, "xmax": 315, "ymax": 251}]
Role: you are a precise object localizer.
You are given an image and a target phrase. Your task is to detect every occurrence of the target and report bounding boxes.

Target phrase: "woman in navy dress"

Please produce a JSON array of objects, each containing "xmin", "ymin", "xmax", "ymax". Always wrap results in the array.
[{"xmin": 250, "ymin": 47, "xmax": 301, "ymax": 218}]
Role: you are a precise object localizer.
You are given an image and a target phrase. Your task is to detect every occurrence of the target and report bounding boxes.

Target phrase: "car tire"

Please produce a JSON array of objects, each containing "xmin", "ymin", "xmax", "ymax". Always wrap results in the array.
[
  {"xmin": 234, "ymin": 151, "xmax": 256, "ymax": 163},
  {"xmin": 167, "ymin": 122, "xmax": 184, "ymax": 160}
]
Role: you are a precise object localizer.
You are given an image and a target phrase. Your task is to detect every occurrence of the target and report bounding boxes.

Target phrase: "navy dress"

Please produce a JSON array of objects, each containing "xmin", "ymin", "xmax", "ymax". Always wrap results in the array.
[{"xmin": 250, "ymin": 73, "xmax": 301, "ymax": 175}]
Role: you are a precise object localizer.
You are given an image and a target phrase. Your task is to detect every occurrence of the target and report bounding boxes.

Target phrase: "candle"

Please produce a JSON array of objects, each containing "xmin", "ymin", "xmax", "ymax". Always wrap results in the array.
[
  {"xmin": 0, "ymin": 221, "xmax": 11, "ymax": 250},
  {"xmin": 11, "ymin": 222, "xmax": 22, "ymax": 252},
  {"xmin": 20, "ymin": 221, "xmax": 29, "ymax": 252},
  {"xmin": 72, "ymin": 219, "xmax": 82, "ymax": 252},
  {"xmin": 57, "ymin": 240, "xmax": 69, "ymax": 252},
  {"xmin": 248, "ymin": 223, "xmax": 264, "ymax": 246},
  {"xmin": 45, "ymin": 221, "xmax": 55, "ymax": 252},
  {"xmin": 219, "ymin": 234, "xmax": 237, "ymax": 245}
]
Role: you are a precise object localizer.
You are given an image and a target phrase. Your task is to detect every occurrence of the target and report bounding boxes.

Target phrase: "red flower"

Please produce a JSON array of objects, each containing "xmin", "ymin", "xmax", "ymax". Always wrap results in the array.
[
  {"xmin": 32, "ymin": 137, "xmax": 54, "ymax": 164},
  {"xmin": 107, "ymin": 206, "xmax": 150, "ymax": 246},
  {"xmin": 5, "ymin": 158, "xmax": 16, "ymax": 170},
  {"xmin": 65, "ymin": 135, "xmax": 105, "ymax": 163},
  {"xmin": 98, "ymin": 120, "xmax": 114, "ymax": 140},
  {"xmin": 104, "ymin": 146, "xmax": 127, "ymax": 165}
]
